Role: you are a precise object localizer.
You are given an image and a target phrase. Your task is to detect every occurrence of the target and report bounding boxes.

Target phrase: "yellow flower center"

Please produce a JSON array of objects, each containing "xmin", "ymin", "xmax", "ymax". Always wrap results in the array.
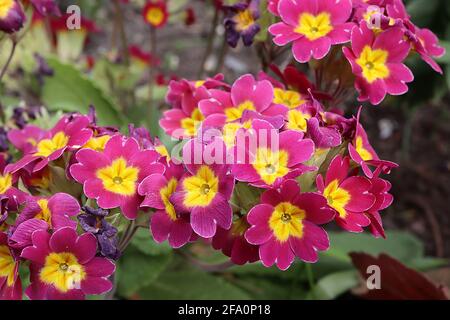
[
  {"xmin": 160, "ymin": 178, "xmax": 178, "ymax": 221},
  {"xmin": 356, "ymin": 46, "xmax": 390, "ymax": 83},
  {"xmin": 181, "ymin": 108, "xmax": 204, "ymax": 137},
  {"xmin": 323, "ymin": 179, "xmax": 350, "ymax": 218},
  {"xmin": 35, "ymin": 199, "xmax": 52, "ymax": 226},
  {"xmin": 0, "ymin": 245, "xmax": 16, "ymax": 287},
  {"xmin": 83, "ymin": 136, "xmax": 110, "ymax": 152},
  {"xmin": 252, "ymin": 148, "xmax": 289, "ymax": 186},
  {"xmin": 155, "ymin": 144, "xmax": 170, "ymax": 160},
  {"xmin": 34, "ymin": 132, "xmax": 69, "ymax": 157},
  {"xmin": 0, "ymin": 0, "xmax": 14, "ymax": 19},
  {"xmin": 273, "ymin": 88, "xmax": 305, "ymax": 109},
  {"xmin": 96, "ymin": 158, "xmax": 139, "ymax": 196},
  {"xmin": 355, "ymin": 136, "xmax": 373, "ymax": 161},
  {"xmin": 194, "ymin": 80, "xmax": 205, "ymax": 88},
  {"xmin": 146, "ymin": 7, "xmax": 164, "ymax": 26},
  {"xmin": 235, "ymin": 9, "xmax": 255, "ymax": 31},
  {"xmin": 0, "ymin": 173, "xmax": 12, "ymax": 194},
  {"xmin": 286, "ymin": 109, "xmax": 311, "ymax": 132},
  {"xmin": 225, "ymin": 101, "xmax": 256, "ymax": 122},
  {"xmin": 222, "ymin": 120, "xmax": 252, "ymax": 148},
  {"xmin": 183, "ymin": 166, "xmax": 219, "ymax": 208},
  {"xmin": 30, "ymin": 168, "xmax": 52, "ymax": 190},
  {"xmin": 40, "ymin": 252, "xmax": 86, "ymax": 293},
  {"xmin": 269, "ymin": 202, "xmax": 305, "ymax": 242},
  {"xmin": 295, "ymin": 12, "xmax": 333, "ymax": 41}
]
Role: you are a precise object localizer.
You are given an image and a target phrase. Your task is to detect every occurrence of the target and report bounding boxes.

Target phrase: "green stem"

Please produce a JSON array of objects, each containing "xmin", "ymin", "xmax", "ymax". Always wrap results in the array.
[
  {"xmin": 0, "ymin": 38, "xmax": 17, "ymax": 83},
  {"xmin": 197, "ymin": 8, "xmax": 220, "ymax": 78},
  {"xmin": 148, "ymin": 27, "xmax": 157, "ymax": 109},
  {"xmin": 113, "ymin": 0, "xmax": 130, "ymax": 65},
  {"xmin": 178, "ymin": 251, "xmax": 235, "ymax": 272},
  {"xmin": 305, "ymin": 263, "xmax": 315, "ymax": 298}
]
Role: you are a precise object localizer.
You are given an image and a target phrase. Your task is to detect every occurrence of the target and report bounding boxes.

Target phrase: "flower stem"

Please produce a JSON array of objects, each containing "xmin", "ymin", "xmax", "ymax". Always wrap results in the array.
[
  {"xmin": 305, "ymin": 263, "xmax": 316, "ymax": 298},
  {"xmin": 112, "ymin": 0, "xmax": 130, "ymax": 65},
  {"xmin": 148, "ymin": 27, "xmax": 157, "ymax": 110},
  {"xmin": 178, "ymin": 251, "xmax": 235, "ymax": 272},
  {"xmin": 0, "ymin": 38, "xmax": 17, "ymax": 83},
  {"xmin": 197, "ymin": 8, "xmax": 220, "ymax": 78}
]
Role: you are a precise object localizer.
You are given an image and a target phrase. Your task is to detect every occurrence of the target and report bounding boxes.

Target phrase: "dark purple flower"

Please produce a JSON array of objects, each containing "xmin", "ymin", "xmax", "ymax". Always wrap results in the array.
[
  {"xmin": 224, "ymin": 0, "xmax": 261, "ymax": 48},
  {"xmin": 0, "ymin": 196, "xmax": 8, "ymax": 226},
  {"xmin": 34, "ymin": 53, "xmax": 53, "ymax": 85},
  {"xmin": 128, "ymin": 124, "xmax": 153, "ymax": 150},
  {"xmin": 0, "ymin": 128, "xmax": 8, "ymax": 153},
  {"xmin": 78, "ymin": 206, "xmax": 121, "ymax": 260}
]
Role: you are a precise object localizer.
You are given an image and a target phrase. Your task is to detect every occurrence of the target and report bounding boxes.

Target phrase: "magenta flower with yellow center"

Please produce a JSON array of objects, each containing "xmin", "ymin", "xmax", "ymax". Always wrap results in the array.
[
  {"xmin": 0, "ymin": 156, "xmax": 27, "ymax": 210},
  {"xmin": 0, "ymin": 0, "xmax": 26, "ymax": 33},
  {"xmin": 316, "ymin": 155, "xmax": 375, "ymax": 232},
  {"xmin": 70, "ymin": 135, "xmax": 165, "ymax": 219},
  {"xmin": 160, "ymin": 85, "xmax": 210, "ymax": 138},
  {"xmin": 343, "ymin": 23, "xmax": 413, "ymax": 105},
  {"xmin": 14, "ymin": 193, "xmax": 80, "ymax": 231},
  {"xmin": 21, "ymin": 227, "xmax": 115, "ymax": 300},
  {"xmin": 7, "ymin": 115, "xmax": 93, "ymax": 174},
  {"xmin": 232, "ymin": 119, "xmax": 315, "ymax": 188},
  {"xmin": 269, "ymin": 0, "xmax": 354, "ymax": 63},
  {"xmin": 199, "ymin": 74, "xmax": 284, "ymax": 124},
  {"xmin": 0, "ymin": 232, "xmax": 21, "ymax": 300},
  {"xmin": 212, "ymin": 215, "xmax": 260, "ymax": 265},
  {"xmin": 169, "ymin": 138, "xmax": 234, "ymax": 238},
  {"xmin": 349, "ymin": 122, "xmax": 397, "ymax": 178},
  {"xmin": 7, "ymin": 125, "xmax": 47, "ymax": 154},
  {"xmin": 138, "ymin": 162, "xmax": 193, "ymax": 248},
  {"xmin": 245, "ymin": 180, "xmax": 334, "ymax": 270}
]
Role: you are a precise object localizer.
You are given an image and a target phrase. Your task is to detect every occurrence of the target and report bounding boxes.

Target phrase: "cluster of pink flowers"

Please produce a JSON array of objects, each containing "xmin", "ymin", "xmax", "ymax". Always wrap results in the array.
[
  {"xmin": 0, "ymin": 0, "xmax": 444, "ymax": 300},
  {"xmin": 159, "ymin": 69, "xmax": 397, "ymax": 270},
  {"xmin": 268, "ymin": 0, "xmax": 445, "ymax": 105}
]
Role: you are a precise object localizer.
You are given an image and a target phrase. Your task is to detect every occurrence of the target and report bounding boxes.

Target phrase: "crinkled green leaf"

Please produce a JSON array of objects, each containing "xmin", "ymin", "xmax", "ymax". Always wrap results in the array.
[
  {"xmin": 117, "ymin": 247, "xmax": 172, "ymax": 298},
  {"xmin": 42, "ymin": 58, "xmax": 124, "ymax": 126}
]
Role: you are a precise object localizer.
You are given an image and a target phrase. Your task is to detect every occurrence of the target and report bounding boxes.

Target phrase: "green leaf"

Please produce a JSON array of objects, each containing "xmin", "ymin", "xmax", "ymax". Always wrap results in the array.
[
  {"xmin": 131, "ymin": 228, "xmax": 172, "ymax": 256},
  {"xmin": 138, "ymin": 269, "xmax": 251, "ymax": 299},
  {"xmin": 306, "ymin": 270, "xmax": 359, "ymax": 300},
  {"xmin": 324, "ymin": 231, "xmax": 424, "ymax": 264},
  {"xmin": 41, "ymin": 58, "xmax": 124, "ymax": 126},
  {"xmin": 117, "ymin": 247, "xmax": 172, "ymax": 298},
  {"xmin": 407, "ymin": 0, "xmax": 440, "ymax": 26}
]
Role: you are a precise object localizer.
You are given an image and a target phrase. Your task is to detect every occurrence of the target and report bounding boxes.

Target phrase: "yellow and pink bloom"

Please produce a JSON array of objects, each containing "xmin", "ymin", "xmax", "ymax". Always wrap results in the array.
[
  {"xmin": 170, "ymin": 139, "xmax": 234, "ymax": 238},
  {"xmin": 269, "ymin": 0, "xmax": 354, "ymax": 63},
  {"xmin": 0, "ymin": 232, "xmax": 21, "ymax": 300},
  {"xmin": 142, "ymin": 0, "xmax": 168, "ymax": 28},
  {"xmin": 14, "ymin": 193, "xmax": 80, "ymax": 231},
  {"xmin": 343, "ymin": 23, "xmax": 413, "ymax": 105},
  {"xmin": 160, "ymin": 85, "xmax": 211, "ymax": 138},
  {"xmin": 199, "ymin": 74, "xmax": 284, "ymax": 124},
  {"xmin": 138, "ymin": 162, "xmax": 194, "ymax": 248},
  {"xmin": 245, "ymin": 180, "xmax": 334, "ymax": 270},
  {"xmin": 316, "ymin": 155, "xmax": 375, "ymax": 232},
  {"xmin": 232, "ymin": 119, "xmax": 315, "ymax": 188},
  {"xmin": 70, "ymin": 135, "xmax": 165, "ymax": 219},
  {"xmin": 7, "ymin": 115, "xmax": 93, "ymax": 173},
  {"xmin": 212, "ymin": 215, "xmax": 259, "ymax": 265},
  {"xmin": 21, "ymin": 227, "xmax": 115, "ymax": 300},
  {"xmin": 0, "ymin": 0, "xmax": 25, "ymax": 33}
]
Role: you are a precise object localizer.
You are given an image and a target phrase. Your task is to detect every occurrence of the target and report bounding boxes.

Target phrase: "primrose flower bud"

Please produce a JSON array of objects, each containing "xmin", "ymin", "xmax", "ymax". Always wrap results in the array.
[{"xmin": 0, "ymin": 0, "xmax": 26, "ymax": 33}]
